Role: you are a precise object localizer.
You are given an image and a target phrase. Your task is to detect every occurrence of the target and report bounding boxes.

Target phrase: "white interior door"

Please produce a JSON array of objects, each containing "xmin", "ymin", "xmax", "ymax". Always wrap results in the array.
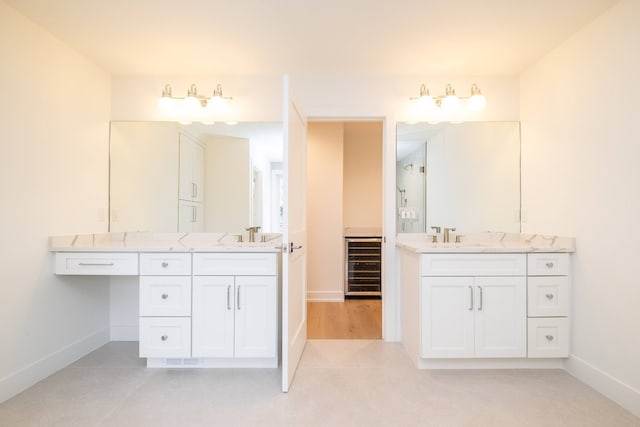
[{"xmin": 281, "ymin": 75, "xmax": 308, "ymax": 392}]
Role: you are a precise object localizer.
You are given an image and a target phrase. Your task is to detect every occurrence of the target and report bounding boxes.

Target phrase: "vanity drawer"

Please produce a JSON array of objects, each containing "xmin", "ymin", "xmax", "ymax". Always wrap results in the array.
[
  {"xmin": 140, "ymin": 276, "xmax": 192, "ymax": 317},
  {"xmin": 139, "ymin": 317, "xmax": 191, "ymax": 358},
  {"xmin": 140, "ymin": 253, "xmax": 191, "ymax": 275},
  {"xmin": 193, "ymin": 253, "xmax": 277, "ymax": 276},
  {"xmin": 527, "ymin": 276, "xmax": 569, "ymax": 317},
  {"xmin": 420, "ymin": 254, "xmax": 525, "ymax": 277},
  {"xmin": 527, "ymin": 253, "xmax": 569, "ymax": 276},
  {"xmin": 55, "ymin": 252, "xmax": 138, "ymax": 275},
  {"xmin": 527, "ymin": 317, "xmax": 569, "ymax": 358}
]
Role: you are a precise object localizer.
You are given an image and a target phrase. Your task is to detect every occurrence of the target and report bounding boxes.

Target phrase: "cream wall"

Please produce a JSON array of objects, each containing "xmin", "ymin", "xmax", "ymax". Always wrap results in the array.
[
  {"xmin": 307, "ymin": 122, "xmax": 345, "ymax": 301},
  {"xmin": 343, "ymin": 122, "xmax": 383, "ymax": 228},
  {"xmin": 0, "ymin": 1, "xmax": 111, "ymax": 403},
  {"xmin": 520, "ymin": 0, "xmax": 640, "ymax": 416}
]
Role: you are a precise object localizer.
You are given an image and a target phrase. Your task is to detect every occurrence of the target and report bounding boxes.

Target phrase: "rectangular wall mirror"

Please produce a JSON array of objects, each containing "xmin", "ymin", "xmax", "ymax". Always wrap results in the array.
[
  {"xmin": 109, "ymin": 121, "xmax": 283, "ymax": 233},
  {"xmin": 396, "ymin": 121, "xmax": 521, "ymax": 234}
]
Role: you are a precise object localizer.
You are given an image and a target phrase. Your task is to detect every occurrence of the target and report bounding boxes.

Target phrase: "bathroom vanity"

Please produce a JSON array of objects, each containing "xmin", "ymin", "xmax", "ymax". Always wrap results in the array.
[
  {"xmin": 51, "ymin": 232, "xmax": 281, "ymax": 368},
  {"xmin": 397, "ymin": 232, "xmax": 575, "ymax": 369}
]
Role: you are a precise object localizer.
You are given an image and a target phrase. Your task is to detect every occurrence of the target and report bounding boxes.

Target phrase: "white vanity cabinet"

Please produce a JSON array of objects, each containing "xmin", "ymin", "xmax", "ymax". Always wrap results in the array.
[
  {"xmin": 138, "ymin": 253, "xmax": 192, "ymax": 358},
  {"xmin": 527, "ymin": 253, "xmax": 570, "ymax": 358},
  {"xmin": 192, "ymin": 253, "xmax": 278, "ymax": 365},
  {"xmin": 420, "ymin": 254, "xmax": 527, "ymax": 359}
]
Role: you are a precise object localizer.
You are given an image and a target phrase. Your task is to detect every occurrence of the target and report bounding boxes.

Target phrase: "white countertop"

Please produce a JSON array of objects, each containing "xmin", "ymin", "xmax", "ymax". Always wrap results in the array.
[
  {"xmin": 49, "ymin": 232, "xmax": 283, "ymax": 253},
  {"xmin": 396, "ymin": 231, "xmax": 575, "ymax": 253}
]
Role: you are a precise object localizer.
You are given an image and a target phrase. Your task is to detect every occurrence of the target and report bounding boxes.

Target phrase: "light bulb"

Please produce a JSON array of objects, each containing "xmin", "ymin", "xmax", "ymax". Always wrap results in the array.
[
  {"xmin": 157, "ymin": 96, "xmax": 175, "ymax": 113},
  {"xmin": 441, "ymin": 94, "xmax": 460, "ymax": 111},
  {"xmin": 183, "ymin": 95, "xmax": 201, "ymax": 114},
  {"xmin": 468, "ymin": 94, "xmax": 486, "ymax": 111}
]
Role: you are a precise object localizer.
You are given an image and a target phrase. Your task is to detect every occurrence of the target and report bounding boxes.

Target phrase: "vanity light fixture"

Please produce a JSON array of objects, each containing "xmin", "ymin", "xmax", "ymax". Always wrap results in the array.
[
  {"xmin": 410, "ymin": 83, "xmax": 486, "ymax": 111},
  {"xmin": 158, "ymin": 83, "xmax": 232, "ymax": 114}
]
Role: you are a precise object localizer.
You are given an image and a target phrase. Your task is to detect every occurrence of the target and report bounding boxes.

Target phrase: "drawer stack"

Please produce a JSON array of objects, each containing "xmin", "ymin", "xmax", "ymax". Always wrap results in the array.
[
  {"xmin": 139, "ymin": 253, "xmax": 192, "ymax": 358},
  {"xmin": 526, "ymin": 253, "xmax": 570, "ymax": 358}
]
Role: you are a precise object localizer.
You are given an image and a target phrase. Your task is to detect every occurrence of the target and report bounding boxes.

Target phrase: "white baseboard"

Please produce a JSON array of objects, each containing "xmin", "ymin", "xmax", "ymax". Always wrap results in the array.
[
  {"xmin": 564, "ymin": 354, "xmax": 640, "ymax": 418},
  {"xmin": 0, "ymin": 328, "xmax": 109, "ymax": 404},
  {"xmin": 110, "ymin": 325, "xmax": 138, "ymax": 341},
  {"xmin": 306, "ymin": 291, "xmax": 344, "ymax": 302}
]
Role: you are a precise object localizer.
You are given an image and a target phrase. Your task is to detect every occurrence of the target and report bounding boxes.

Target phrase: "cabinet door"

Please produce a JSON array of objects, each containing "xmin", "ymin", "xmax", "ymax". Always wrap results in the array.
[
  {"xmin": 178, "ymin": 201, "xmax": 202, "ymax": 232},
  {"xmin": 421, "ymin": 277, "xmax": 475, "ymax": 358},
  {"xmin": 474, "ymin": 276, "xmax": 526, "ymax": 358},
  {"xmin": 192, "ymin": 276, "xmax": 235, "ymax": 358},
  {"xmin": 234, "ymin": 276, "xmax": 277, "ymax": 358},
  {"xmin": 178, "ymin": 134, "xmax": 204, "ymax": 202}
]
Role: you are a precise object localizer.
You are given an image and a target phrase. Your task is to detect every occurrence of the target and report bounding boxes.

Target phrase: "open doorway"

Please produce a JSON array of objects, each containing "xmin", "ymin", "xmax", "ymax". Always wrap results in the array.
[{"xmin": 305, "ymin": 120, "xmax": 384, "ymax": 339}]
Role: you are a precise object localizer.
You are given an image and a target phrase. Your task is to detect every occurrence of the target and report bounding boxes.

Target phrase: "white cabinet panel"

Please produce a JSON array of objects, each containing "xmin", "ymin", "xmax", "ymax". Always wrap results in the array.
[
  {"xmin": 139, "ymin": 276, "xmax": 191, "ymax": 317},
  {"xmin": 421, "ymin": 277, "xmax": 475, "ymax": 358},
  {"xmin": 528, "ymin": 317, "xmax": 569, "ymax": 358},
  {"xmin": 528, "ymin": 276, "xmax": 569, "ymax": 317},
  {"xmin": 179, "ymin": 133, "xmax": 204, "ymax": 203},
  {"xmin": 234, "ymin": 276, "xmax": 277, "ymax": 358},
  {"xmin": 528, "ymin": 253, "xmax": 569, "ymax": 276},
  {"xmin": 55, "ymin": 252, "xmax": 138, "ymax": 275},
  {"xmin": 421, "ymin": 254, "xmax": 526, "ymax": 276},
  {"xmin": 139, "ymin": 317, "xmax": 191, "ymax": 358},
  {"xmin": 140, "ymin": 253, "xmax": 191, "ymax": 275},
  {"xmin": 178, "ymin": 201, "xmax": 203, "ymax": 233},
  {"xmin": 192, "ymin": 276, "xmax": 235, "ymax": 358},
  {"xmin": 474, "ymin": 277, "xmax": 526, "ymax": 358},
  {"xmin": 193, "ymin": 253, "xmax": 277, "ymax": 276}
]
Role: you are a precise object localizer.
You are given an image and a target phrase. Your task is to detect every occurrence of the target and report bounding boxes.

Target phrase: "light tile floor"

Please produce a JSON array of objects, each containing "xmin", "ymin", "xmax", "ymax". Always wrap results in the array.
[{"xmin": 0, "ymin": 340, "xmax": 638, "ymax": 426}]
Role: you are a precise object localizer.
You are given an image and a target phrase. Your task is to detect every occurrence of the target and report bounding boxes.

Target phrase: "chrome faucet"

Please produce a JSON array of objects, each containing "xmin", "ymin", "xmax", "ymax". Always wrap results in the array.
[
  {"xmin": 443, "ymin": 227, "xmax": 456, "ymax": 243},
  {"xmin": 245, "ymin": 226, "xmax": 261, "ymax": 243}
]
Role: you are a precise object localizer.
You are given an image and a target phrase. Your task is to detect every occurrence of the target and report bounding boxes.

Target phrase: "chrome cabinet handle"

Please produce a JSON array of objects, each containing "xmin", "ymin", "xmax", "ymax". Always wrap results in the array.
[
  {"xmin": 545, "ymin": 335, "xmax": 554, "ymax": 341},
  {"xmin": 237, "ymin": 285, "xmax": 241, "ymax": 310},
  {"xmin": 161, "ymin": 335, "xmax": 168, "ymax": 341},
  {"xmin": 545, "ymin": 293, "xmax": 554, "ymax": 300},
  {"xmin": 468, "ymin": 286, "xmax": 474, "ymax": 311},
  {"xmin": 161, "ymin": 293, "xmax": 168, "ymax": 300},
  {"xmin": 227, "ymin": 285, "xmax": 231, "ymax": 310},
  {"xmin": 78, "ymin": 262, "xmax": 114, "ymax": 266},
  {"xmin": 478, "ymin": 286, "xmax": 483, "ymax": 311},
  {"xmin": 191, "ymin": 206, "xmax": 197, "ymax": 223},
  {"xmin": 161, "ymin": 261, "xmax": 169, "ymax": 268},
  {"xmin": 192, "ymin": 182, "xmax": 197, "ymax": 198},
  {"xmin": 546, "ymin": 262, "xmax": 554, "ymax": 268}
]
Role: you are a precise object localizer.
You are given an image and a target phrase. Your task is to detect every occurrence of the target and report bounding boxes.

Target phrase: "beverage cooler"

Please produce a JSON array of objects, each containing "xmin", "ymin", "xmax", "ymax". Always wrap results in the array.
[{"xmin": 344, "ymin": 228, "xmax": 382, "ymax": 297}]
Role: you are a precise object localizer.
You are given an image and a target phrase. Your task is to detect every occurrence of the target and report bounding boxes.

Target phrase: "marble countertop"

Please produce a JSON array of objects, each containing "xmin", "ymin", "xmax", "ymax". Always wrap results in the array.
[
  {"xmin": 396, "ymin": 231, "xmax": 575, "ymax": 253},
  {"xmin": 49, "ymin": 232, "xmax": 283, "ymax": 253}
]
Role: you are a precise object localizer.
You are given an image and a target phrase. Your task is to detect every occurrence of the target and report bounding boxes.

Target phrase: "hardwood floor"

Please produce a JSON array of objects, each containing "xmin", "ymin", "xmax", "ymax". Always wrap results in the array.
[{"xmin": 307, "ymin": 299, "xmax": 382, "ymax": 339}]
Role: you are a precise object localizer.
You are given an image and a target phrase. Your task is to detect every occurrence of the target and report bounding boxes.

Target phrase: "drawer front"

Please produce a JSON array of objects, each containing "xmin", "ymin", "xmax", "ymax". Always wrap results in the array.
[
  {"xmin": 139, "ymin": 317, "xmax": 191, "ymax": 358},
  {"xmin": 528, "ymin": 253, "xmax": 569, "ymax": 276},
  {"xmin": 528, "ymin": 276, "xmax": 569, "ymax": 317},
  {"xmin": 527, "ymin": 317, "xmax": 569, "ymax": 358},
  {"xmin": 140, "ymin": 276, "xmax": 192, "ymax": 317},
  {"xmin": 193, "ymin": 253, "xmax": 277, "ymax": 276},
  {"xmin": 140, "ymin": 253, "xmax": 191, "ymax": 275},
  {"xmin": 420, "ymin": 254, "xmax": 526, "ymax": 277},
  {"xmin": 55, "ymin": 252, "xmax": 138, "ymax": 275}
]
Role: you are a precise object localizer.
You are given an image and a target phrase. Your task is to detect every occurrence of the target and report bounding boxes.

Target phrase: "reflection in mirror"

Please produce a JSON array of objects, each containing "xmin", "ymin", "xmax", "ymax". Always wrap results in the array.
[
  {"xmin": 109, "ymin": 121, "xmax": 283, "ymax": 233},
  {"xmin": 396, "ymin": 122, "xmax": 521, "ymax": 234}
]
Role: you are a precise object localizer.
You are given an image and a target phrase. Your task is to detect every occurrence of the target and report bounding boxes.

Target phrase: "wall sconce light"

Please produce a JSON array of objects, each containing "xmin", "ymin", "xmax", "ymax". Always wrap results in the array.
[
  {"xmin": 158, "ymin": 83, "xmax": 233, "ymax": 122},
  {"xmin": 410, "ymin": 83, "xmax": 486, "ymax": 112}
]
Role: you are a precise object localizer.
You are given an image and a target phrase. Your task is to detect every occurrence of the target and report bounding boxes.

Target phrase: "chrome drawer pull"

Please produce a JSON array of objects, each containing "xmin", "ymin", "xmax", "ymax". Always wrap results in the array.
[
  {"xmin": 227, "ymin": 285, "xmax": 231, "ymax": 310},
  {"xmin": 161, "ymin": 262, "xmax": 169, "ymax": 268},
  {"xmin": 545, "ymin": 293, "xmax": 554, "ymax": 300},
  {"xmin": 468, "ymin": 286, "xmax": 474, "ymax": 311},
  {"xmin": 78, "ymin": 262, "xmax": 115, "ymax": 266},
  {"xmin": 545, "ymin": 262, "xmax": 554, "ymax": 268},
  {"xmin": 161, "ymin": 293, "xmax": 168, "ymax": 300},
  {"xmin": 478, "ymin": 286, "xmax": 483, "ymax": 311},
  {"xmin": 237, "ymin": 285, "xmax": 241, "ymax": 310},
  {"xmin": 161, "ymin": 335, "xmax": 168, "ymax": 341},
  {"xmin": 545, "ymin": 335, "xmax": 554, "ymax": 341}
]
